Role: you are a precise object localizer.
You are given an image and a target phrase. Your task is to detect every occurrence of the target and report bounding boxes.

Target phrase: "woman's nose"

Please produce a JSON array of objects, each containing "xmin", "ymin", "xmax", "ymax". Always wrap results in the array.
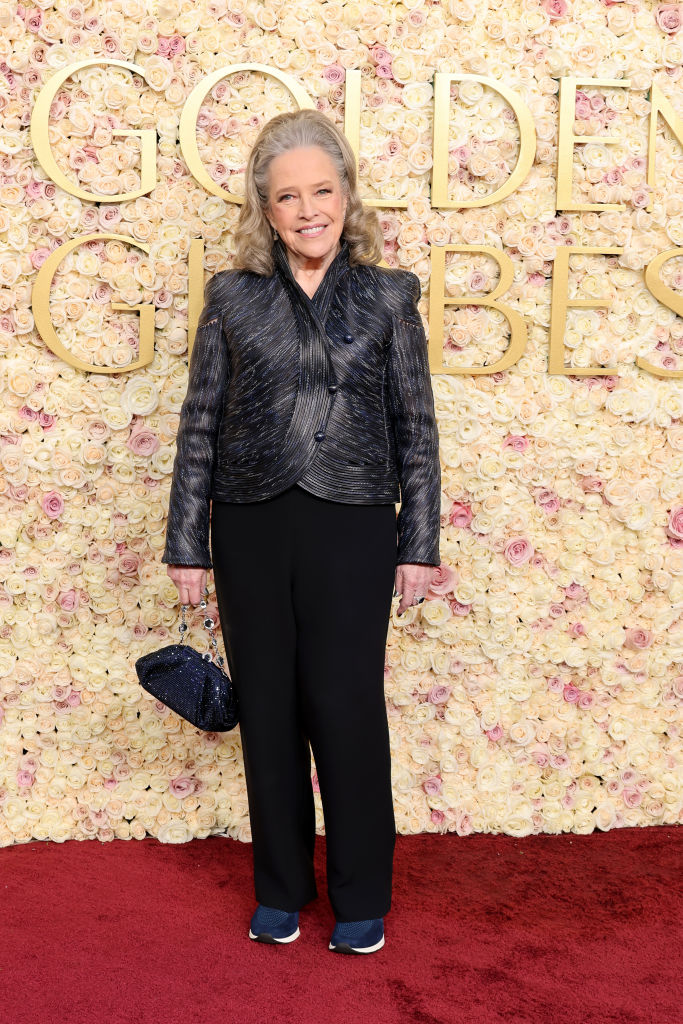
[{"xmin": 298, "ymin": 194, "xmax": 317, "ymax": 217}]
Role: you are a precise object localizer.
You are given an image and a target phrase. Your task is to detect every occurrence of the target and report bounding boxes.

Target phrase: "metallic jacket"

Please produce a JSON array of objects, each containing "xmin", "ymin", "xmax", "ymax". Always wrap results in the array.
[{"xmin": 161, "ymin": 235, "xmax": 441, "ymax": 570}]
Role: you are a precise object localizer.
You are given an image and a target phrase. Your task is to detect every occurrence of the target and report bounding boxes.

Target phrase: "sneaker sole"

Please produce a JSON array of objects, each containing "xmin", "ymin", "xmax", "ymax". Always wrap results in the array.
[
  {"xmin": 329, "ymin": 934, "xmax": 385, "ymax": 954},
  {"xmin": 249, "ymin": 926, "xmax": 300, "ymax": 944}
]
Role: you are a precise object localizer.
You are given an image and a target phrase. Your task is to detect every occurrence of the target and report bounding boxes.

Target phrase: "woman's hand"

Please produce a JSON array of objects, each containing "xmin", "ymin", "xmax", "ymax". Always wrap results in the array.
[
  {"xmin": 167, "ymin": 565, "xmax": 208, "ymax": 608},
  {"xmin": 394, "ymin": 563, "xmax": 435, "ymax": 615}
]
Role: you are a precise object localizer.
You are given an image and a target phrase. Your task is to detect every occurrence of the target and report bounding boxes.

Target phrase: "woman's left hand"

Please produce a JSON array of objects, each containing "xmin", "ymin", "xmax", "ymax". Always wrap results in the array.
[{"xmin": 394, "ymin": 563, "xmax": 435, "ymax": 615}]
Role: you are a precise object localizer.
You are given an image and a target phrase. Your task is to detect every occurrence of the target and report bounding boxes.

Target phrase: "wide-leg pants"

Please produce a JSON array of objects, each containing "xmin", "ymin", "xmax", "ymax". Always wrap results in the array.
[{"xmin": 210, "ymin": 483, "xmax": 398, "ymax": 922}]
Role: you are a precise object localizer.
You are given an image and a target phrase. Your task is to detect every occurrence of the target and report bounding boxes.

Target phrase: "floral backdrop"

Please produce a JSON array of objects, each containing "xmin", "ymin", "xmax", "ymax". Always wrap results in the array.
[{"xmin": 0, "ymin": 0, "xmax": 682, "ymax": 847}]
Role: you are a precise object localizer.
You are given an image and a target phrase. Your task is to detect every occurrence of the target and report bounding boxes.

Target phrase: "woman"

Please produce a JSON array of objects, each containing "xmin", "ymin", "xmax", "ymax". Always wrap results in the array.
[{"xmin": 161, "ymin": 109, "xmax": 441, "ymax": 955}]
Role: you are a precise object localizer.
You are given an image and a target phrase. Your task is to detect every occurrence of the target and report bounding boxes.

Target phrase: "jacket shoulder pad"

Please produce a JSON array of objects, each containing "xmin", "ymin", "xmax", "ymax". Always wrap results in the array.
[{"xmin": 358, "ymin": 263, "xmax": 421, "ymax": 321}]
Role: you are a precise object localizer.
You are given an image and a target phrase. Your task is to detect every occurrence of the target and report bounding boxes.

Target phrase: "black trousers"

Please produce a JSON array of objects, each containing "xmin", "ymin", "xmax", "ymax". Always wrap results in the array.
[{"xmin": 210, "ymin": 483, "xmax": 398, "ymax": 922}]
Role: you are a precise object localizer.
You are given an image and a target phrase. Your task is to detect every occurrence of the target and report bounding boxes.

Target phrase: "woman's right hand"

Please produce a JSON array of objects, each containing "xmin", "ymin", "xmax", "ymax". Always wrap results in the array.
[{"xmin": 167, "ymin": 565, "xmax": 207, "ymax": 608}]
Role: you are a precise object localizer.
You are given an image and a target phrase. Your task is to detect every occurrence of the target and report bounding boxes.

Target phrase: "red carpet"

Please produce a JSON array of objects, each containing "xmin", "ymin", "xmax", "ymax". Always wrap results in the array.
[{"xmin": 2, "ymin": 825, "xmax": 681, "ymax": 1024}]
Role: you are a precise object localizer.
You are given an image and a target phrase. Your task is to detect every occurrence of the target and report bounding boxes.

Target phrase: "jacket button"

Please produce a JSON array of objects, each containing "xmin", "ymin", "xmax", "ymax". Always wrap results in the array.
[
  {"xmin": 328, "ymin": 384, "xmax": 338, "ymax": 393},
  {"xmin": 343, "ymin": 333, "xmax": 354, "ymax": 343},
  {"xmin": 314, "ymin": 430, "xmax": 325, "ymax": 441}
]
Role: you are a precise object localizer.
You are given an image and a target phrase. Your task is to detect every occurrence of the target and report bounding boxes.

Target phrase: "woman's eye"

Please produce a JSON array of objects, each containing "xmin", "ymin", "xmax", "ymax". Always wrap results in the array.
[{"xmin": 278, "ymin": 189, "xmax": 331, "ymax": 201}]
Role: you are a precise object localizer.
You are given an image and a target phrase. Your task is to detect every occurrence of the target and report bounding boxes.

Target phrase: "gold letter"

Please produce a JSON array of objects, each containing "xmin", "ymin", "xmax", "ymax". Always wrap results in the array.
[
  {"xmin": 432, "ymin": 74, "xmax": 536, "ymax": 208},
  {"xmin": 31, "ymin": 59, "xmax": 156, "ymax": 202},
  {"xmin": 187, "ymin": 237, "xmax": 207, "ymax": 359},
  {"xmin": 428, "ymin": 245, "xmax": 527, "ymax": 374},
  {"xmin": 556, "ymin": 77, "xmax": 630, "ymax": 212},
  {"xmin": 343, "ymin": 69, "xmax": 407, "ymax": 209},
  {"xmin": 548, "ymin": 246, "xmax": 622, "ymax": 374},
  {"xmin": 33, "ymin": 234, "xmax": 154, "ymax": 373},
  {"xmin": 647, "ymin": 82, "xmax": 683, "ymax": 214},
  {"xmin": 641, "ymin": 248, "xmax": 683, "ymax": 378},
  {"xmin": 179, "ymin": 63, "xmax": 315, "ymax": 201}
]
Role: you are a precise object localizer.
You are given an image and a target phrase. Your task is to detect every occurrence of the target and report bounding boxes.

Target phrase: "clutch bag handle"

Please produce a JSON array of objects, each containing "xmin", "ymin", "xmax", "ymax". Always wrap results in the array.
[{"xmin": 178, "ymin": 586, "xmax": 226, "ymax": 672}]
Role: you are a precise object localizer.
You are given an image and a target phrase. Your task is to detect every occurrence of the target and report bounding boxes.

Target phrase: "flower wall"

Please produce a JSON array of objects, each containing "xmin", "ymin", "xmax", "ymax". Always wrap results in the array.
[{"xmin": 0, "ymin": 0, "xmax": 682, "ymax": 847}]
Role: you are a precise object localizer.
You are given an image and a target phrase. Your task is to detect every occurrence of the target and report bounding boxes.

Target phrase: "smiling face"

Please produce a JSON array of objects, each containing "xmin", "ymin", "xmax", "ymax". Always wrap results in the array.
[{"xmin": 264, "ymin": 145, "xmax": 349, "ymax": 269}]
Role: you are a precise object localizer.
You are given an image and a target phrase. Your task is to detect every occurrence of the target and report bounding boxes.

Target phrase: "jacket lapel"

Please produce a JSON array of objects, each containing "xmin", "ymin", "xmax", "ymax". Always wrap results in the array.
[{"xmin": 273, "ymin": 235, "xmax": 350, "ymax": 335}]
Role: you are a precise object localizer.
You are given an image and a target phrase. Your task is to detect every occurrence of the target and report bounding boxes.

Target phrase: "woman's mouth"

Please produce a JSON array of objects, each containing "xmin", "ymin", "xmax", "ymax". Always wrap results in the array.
[{"xmin": 297, "ymin": 225, "xmax": 326, "ymax": 237}]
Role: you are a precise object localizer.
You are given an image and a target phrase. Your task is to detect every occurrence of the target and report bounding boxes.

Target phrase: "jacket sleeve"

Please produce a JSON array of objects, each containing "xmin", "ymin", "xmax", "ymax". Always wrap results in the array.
[
  {"xmin": 161, "ymin": 275, "xmax": 230, "ymax": 569},
  {"xmin": 387, "ymin": 272, "xmax": 441, "ymax": 567}
]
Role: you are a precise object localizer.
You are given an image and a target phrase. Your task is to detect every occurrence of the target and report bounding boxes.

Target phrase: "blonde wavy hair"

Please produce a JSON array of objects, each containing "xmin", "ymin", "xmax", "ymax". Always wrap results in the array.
[{"xmin": 233, "ymin": 108, "xmax": 384, "ymax": 276}]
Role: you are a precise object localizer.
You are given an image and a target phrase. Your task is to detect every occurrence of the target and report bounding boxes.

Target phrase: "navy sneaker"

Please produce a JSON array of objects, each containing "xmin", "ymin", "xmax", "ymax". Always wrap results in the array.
[
  {"xmin": 249, "ymin": 904, "xmax": 300, "ymax": 944},
  {"xmin": 329, "ymin": 917, "xmax": 385, "ymax": 954}
]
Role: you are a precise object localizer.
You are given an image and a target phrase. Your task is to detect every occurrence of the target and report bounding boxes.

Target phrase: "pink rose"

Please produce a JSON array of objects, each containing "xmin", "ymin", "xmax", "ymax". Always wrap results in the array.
[
  {"xmin": 449, "ymin": 598, "xmax": 472, "ymax": 617},
  {"xmin": 532, "ymin": 747, "xmax": 549, "ymax": 767},
  {"xmin": 485, "ymin": 724, "xmax": 503, "ymax": 741},
  {"xmin": 127, "ymin": 427, "xmax": 160, "ymax": 456},
  {"xmin": 505, "ymin": 536, "xmax": 533, "ymax": 566},
  {"xmin": 563, "ymin": 684, "xmax": 581, "ymax": 703},
  {"xmin": 30, "ymin": 246, "xmax": 51, "ymax": 268},
  {"xmin": 370, "ymin": 45, "xmax": 393, "ymax": 64},
  {"xmin": 578, "ymin": 691, "xmax": 595, "ymax": 709},
  {"xmin": 322, "ymin": 65, "xmax": 345, "ymax": 83},
  {"xmin": 543, "ymin": 0, "xmax": 569, "ymax": 18},
  {"xmin": 537, "ymin": 488, "xmax": 560, "ymax": 511},
  {"xmin": 42, "ymin": 490, "xmax": 64, "ymax": 518},
  {"xmin": 630, "ymin": 186, "xmax": 652, "ymax": 208},
  {"xmin": 455, "ymin": 811, "xmax": 473, "ymax": 836},
  {"xmin": 167, "ymin": 34, "xmax": 185, "ymax": 55},
  {"xmin": 575, "ymin": 92, "xmax": 592, "ymax": 119},
  {"xmin": 448, "ymin": 501, "xmax": 472, "ymax": 528},
  {"xmin": 428, "ymin": 683, "xmax": 452, "ymax": 704},
  {"xmin": 169, "ymin": 777, "xmax": 198, "ymax": 798},
  {"xmin": 656, "ymin": 4, "xmax": 682, "ymax": 33},
  {"xmin": 624, "ymin": 628, "xmax": 653, "ymax": 650},
  {"xmin": 603, "ymin": 167, "xmax": 623, "ymax": 185},
  {"xmin": 503, "ymin": 435, "xmax": 529, "ymax": 452},
  {"xmin": 422, "ymin": 776, "xmax": 442, "ymax": 795},
  {"xmin": 427, "ymin": 563, "xmax": 456, "ymax": 596},
  {"xmin": 311, "ymin": 773, "xmax": 320, "ymax": 793},
  {"xmin": 431, "ymin": 810, "xmax": 445, "ymax": 825},
  {"xmin": 469, "ymin": 270, "xmax": 488, "ymax": 291},
  {"xmin": 17, "ymin": 770, "xmax": 34, "ymax": 787},
  {"xmin": 58, "ymin": 589, "xmax": 78, "ymax": 611},
  {"xmin": 668, "ymin": 505, "xmax": 683, "ymax": 539},
  {"xmin": 549, "ymin": 753, "xmax": 570, "ymax": 770},
  {"xmin": 118, "ymin": 552, "xmax": 141, "ymax": 576}
]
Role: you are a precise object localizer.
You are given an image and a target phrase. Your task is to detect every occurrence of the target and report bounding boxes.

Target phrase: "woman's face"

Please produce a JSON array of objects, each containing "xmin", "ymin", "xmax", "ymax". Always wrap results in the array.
[{"xmin": 264, "ymin": 145, "xmax": 348, "ymax": 265}]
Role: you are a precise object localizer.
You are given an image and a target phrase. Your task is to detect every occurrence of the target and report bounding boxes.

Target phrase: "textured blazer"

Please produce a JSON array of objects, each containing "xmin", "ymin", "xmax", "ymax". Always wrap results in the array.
[{"xmin": 161, "ymin": 234, "xmax": 441, "ymax": 570}]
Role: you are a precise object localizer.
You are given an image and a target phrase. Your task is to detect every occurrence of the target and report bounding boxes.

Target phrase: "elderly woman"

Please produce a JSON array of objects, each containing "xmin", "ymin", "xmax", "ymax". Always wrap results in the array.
[{"xmin": 161, "ymin": 109, "xmax": 440, "ymax": 955}]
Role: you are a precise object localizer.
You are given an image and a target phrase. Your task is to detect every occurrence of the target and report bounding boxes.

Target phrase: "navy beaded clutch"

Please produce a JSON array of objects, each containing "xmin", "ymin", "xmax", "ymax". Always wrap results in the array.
[{"xmin": 135, "ymin": 592, "xmax": 239, "ymax": 732}]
